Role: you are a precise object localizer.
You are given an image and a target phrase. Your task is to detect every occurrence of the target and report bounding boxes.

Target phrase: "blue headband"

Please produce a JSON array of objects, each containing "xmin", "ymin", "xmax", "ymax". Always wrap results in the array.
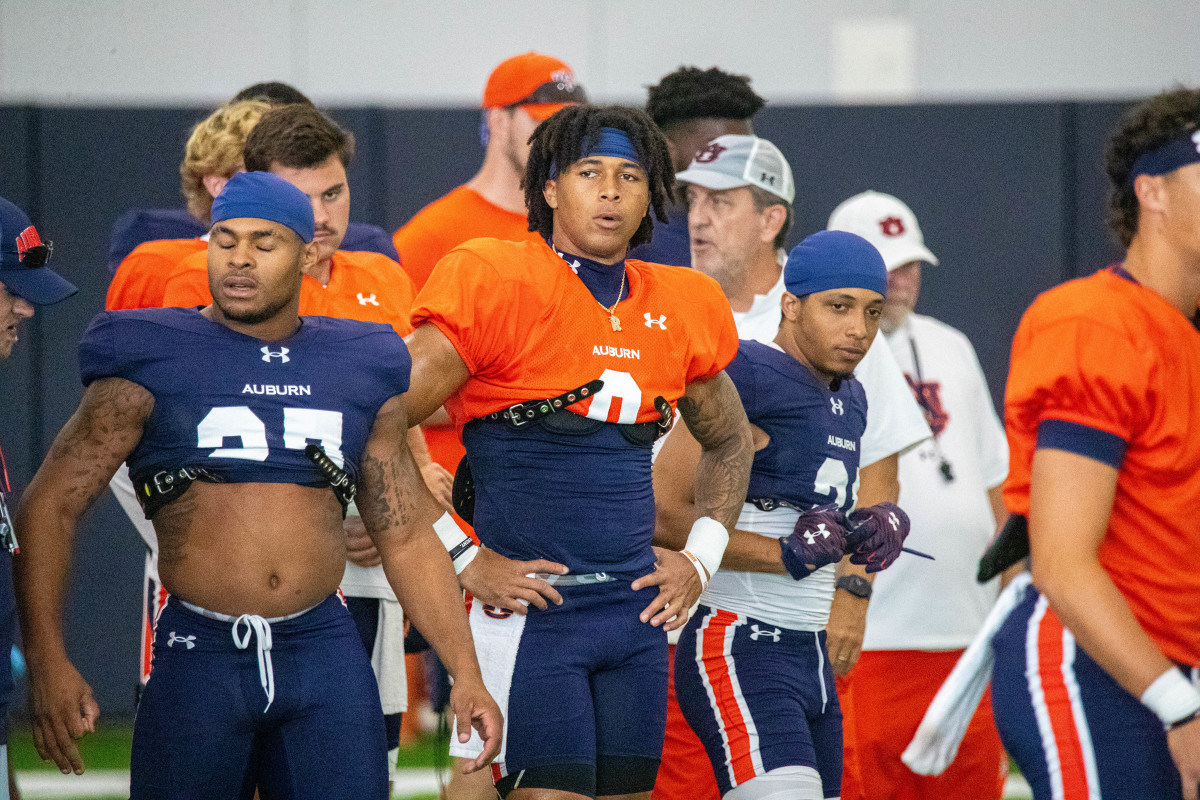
[
  {"xmin": 211, "ymin": 171, "xmax": 315, "ymax": 243},
  {"xmin": 550, "ymin": 127, "xmax": 642, "ymax": 178},
  {"xmin": 784, "ymin": 230, "xmax": 888, "ymax": 298},
  {"xmin": 1128, "ymin": 131, "xmax": 1200, "ymax": 187}
]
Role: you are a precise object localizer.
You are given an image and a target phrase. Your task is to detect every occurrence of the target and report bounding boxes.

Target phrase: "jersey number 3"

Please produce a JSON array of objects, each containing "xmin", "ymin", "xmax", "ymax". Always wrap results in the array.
[{"xmin": 197, "ymin": 407, "xmax": 345, "ymax": 465}]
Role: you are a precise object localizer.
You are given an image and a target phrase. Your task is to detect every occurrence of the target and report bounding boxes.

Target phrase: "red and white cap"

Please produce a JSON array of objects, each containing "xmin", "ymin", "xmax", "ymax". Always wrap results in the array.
[{"xmin": 826, "ymin": 190, "xmax": 938, "ymax": 271}]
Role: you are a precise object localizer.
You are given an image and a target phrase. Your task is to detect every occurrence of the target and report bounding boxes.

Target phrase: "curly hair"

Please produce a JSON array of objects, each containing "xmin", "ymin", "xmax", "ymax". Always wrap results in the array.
[
  {"xmin": 231, "ymin": 81, "xmax": 312, "ymax": 107},
  {"xmin": 1106, "ymin": 87, "xmax": 1200, "ymax": 247},
  {"xmin": 243, "ymin": 104, "xmax": 355, "ymax": 173},
  {"xmin": 524, "ymin": 105, "xmax": 674, "ymax": 249},
  {"xmin": 180, "ymin": 99, "xmax": 271, "ymax": 223},
  {"xmin": 646, "ymin": 66, "xmax": 766, "ymax": 131}
]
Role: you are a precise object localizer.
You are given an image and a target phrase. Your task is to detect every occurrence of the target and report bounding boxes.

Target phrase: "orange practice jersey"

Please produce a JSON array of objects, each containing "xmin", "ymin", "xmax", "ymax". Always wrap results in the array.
[
  {"xmin": 161, "ymin": 249, "xmax": 416, "ymax": 336},
  {"xmin": 393, "ymin": 186, "xmax": 537, "ymax": 292},
  {"xmin": 106, "ymin": 238, "xmax": 207, "ymax": 311},
  {"xmin": 1003, "ymin": 266, "xmax": 1200, "ymax": 664},
  {"xmin": 411, "ymin": 238, "xmax": 739, "ymax": 428}
]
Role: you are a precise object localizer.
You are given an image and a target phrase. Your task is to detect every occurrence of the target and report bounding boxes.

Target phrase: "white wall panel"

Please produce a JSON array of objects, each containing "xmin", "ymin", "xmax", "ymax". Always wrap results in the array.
[{"xmin": 1, "ymin": 0, "xmax": 1196, "ymax": 105}]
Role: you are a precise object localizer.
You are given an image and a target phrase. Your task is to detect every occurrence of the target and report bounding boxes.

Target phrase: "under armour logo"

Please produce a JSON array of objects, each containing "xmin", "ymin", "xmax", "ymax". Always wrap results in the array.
[
  {"xmin": 830, "ymin": 398, "xmax": 844, "ymax": 415},
  {"xmin": 802, "ymin": 523, "xmax": 831, "ymax": 546},
  {"xmin": 167, "ymin": 632, "xmax": 196, "ymax": 649},
  {"xmin": 749, "ymin": 624, "xmax": 781, "ymax": 642},
  {"xmin": 644, "ymin": 313, "xmax": 667, "ymax": 329},
  {"xmin": 760, "ymin": 172, "xmax": 776, "ymax": 186},
  {"xmin": 261, "ymin": 346, "xmax": 290, "ymax": 363},
  {"xmin": 888, "ymin": 512, "xmax": 900, "ymax": 531},
  {"xmin": 357, "ymin": 292, "xmax": 379, "ymax": 306},
  {"xmin": 695, "ymin": 142, "xmax": 727, "ymax": 163},
  {"xmin": 879, "ymin": 216, "xmax": 906, "ymax": 237}
]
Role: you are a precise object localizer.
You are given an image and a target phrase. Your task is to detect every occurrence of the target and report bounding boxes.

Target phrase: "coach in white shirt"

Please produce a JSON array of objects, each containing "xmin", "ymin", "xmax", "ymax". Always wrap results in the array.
[{"xmin": 828, "ymin": 190, "xmax": 1010, "ymax": 800}]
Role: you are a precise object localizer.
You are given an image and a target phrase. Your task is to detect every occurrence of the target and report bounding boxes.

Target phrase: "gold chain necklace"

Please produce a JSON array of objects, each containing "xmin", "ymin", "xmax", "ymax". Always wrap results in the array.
[{"xmin": 605, "ymin": 268, "xmax": 626, "ymax": 331}]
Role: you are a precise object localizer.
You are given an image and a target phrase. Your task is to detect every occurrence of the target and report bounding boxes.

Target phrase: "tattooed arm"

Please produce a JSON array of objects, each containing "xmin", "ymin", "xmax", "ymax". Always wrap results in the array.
[
  {"xmin": 14, "ymin": 377, "xmax": 154, "ymax": 775},
  {"xmin": 357, "ymin": 392, "xmax": 502, "ymax": 771},
  {"xmin": 403, "ymin": 323, "xmax": 569, "ymax": 611},
  {"xmin": 653, "ymin": 415, "xmax": 786, "ymax": 574},
  {"xmin": 634, "ymin": 371, "xmax": 753, "ymax": 630}
]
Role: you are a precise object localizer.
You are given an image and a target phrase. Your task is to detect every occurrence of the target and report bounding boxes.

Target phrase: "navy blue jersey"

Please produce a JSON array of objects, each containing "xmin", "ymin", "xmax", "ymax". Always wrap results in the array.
[
  {"xmin": 464, "ymin": 422, "xmax": 655, "ymax": 577},
  {"xmin": 78, "ymin": 307, "xmax": 410, "ymax": 487},
  {"xmin": 726, "ymin": 340, "xmax": 868, "ymax": 514}
]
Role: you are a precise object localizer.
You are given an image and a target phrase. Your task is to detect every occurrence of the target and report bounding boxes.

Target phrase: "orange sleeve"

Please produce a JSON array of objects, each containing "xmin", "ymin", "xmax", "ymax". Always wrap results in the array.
[
  {"xmin": 161, "ymin": 252, "xmax": 213, "ymax": 308},
  {"xmin": 1002, "ymin": 303, "xmax": 1151, "ymax": 514},
  {"xmin": 680, "ymin": 270, "xmax": 740, "ymax": 383},
  {"xmin": 1008, "ymin": 314, "xmax": 1150, "ymax": 443},
  {"xmin": 410, "ymin": 245, "xmax": 517, "ymax": 376}
]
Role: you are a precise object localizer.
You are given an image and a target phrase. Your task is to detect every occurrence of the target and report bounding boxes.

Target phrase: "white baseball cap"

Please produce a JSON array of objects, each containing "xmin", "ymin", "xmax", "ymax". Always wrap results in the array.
[
  {"xmin": 826, "ymin": 190, "xmax": 938, "ymax": 271},
  {"xmin": 675, "ymin": 134, "xmax": 795, "ymax": 204}
]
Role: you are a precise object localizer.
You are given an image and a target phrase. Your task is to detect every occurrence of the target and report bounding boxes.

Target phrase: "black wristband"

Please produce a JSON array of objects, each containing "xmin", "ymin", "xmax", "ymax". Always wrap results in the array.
[
  {"xmin": 836, "ymin": 574, "xmax": 873, "ymax": 599},
  {"xmin": 1168, "ymin": 709, "xmax": 1200, "ymax": 732},
  {"xmin": 448, "ymin": 538, "xmax": 476, "ymax": 562}
]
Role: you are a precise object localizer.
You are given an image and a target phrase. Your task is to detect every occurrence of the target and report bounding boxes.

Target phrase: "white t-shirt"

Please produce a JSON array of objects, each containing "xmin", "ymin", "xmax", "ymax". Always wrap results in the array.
[
  {"xmin": 731, "ymin": 274, "xmax": 930, "ymax": 466},
  {"xmin": 862, "ymin": 314, "xmax": 1009, "ymax": 651},
  {"xmin": 701, "ymin": 503, "xmax": 835, "ymax": 631},
  {"xmin": 339, "ymin": 502, "xmax": 398, "ymax": 600}
]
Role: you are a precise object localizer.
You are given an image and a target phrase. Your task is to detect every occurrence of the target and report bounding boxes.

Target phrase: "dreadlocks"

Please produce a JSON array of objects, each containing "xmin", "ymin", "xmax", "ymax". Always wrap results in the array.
[
  {"xmin": 524, "ymin": 105, "xmax": 674, "ymax": 250},
  {"xmin": 646, "ymin": 66, "xmax": 766, "ymax": 132}
]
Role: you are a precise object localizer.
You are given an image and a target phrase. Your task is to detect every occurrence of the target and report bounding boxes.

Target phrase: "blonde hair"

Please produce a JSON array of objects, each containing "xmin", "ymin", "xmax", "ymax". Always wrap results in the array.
[{"xmin": 179, "ymin": 99, "xmax": 271, "ymax": 223}]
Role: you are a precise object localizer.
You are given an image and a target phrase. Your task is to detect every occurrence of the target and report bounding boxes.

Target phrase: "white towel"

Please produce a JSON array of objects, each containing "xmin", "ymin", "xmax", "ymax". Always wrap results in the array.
[
  {"xmin": 902, "ymin": 572, "xmax": 1032, "ymax": 775},
  {"xmin": 371, "ymin": 597, "xmax": 408, "ymax": 715},
  {"xmin": 448, "ymin": 600, "xmax": 527, "ymax": 763}
]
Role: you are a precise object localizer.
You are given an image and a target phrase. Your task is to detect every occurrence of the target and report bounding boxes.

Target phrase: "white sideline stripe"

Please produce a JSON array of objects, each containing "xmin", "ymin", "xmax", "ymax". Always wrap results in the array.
[{"xmin": 15, "ymin": 767, "xmax": 442, "ymax": 798}]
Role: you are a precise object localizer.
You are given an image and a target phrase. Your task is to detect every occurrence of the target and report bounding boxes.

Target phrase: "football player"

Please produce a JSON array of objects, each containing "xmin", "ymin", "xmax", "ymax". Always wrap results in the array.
[
  {"xmin": 991, "ymin": 87, "xmax": 1200, "ymax": 799},
  {"xmin": 404, "ymin": 104, "xmax": 755, "ymax": 800},
  {"xmin": 657, "ymin": 231, "xmax": 911, "ymax": 800},
  {"xmin": 14, "ymin": 173, "xmax": 500, "ymax": 798}
]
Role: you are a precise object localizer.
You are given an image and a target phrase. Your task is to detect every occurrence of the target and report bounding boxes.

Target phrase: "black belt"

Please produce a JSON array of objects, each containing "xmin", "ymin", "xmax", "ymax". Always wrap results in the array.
[
  {"xmin": 750, "ymin": 497, "xmax": 809, "ymax": 513},
  {"xmin": 133, "ymin": 445, "xmax": 354, "ymax": 521},
  {"xmin": 484, "ymin": 379, "xmax": 605, "ymax": 428},
  {"xmin": 134, "ymin": 466, "xmax": 225, "ymax": 520},
  {"xmin": 304, "ymin": 444, "xmax": 355, "ymax": 516}
]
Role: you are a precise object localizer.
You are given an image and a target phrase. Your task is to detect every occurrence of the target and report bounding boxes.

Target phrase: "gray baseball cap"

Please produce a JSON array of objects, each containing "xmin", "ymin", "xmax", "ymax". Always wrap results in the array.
[{"xmin": 675, "ymin": 134, "xmax": 795, "ymax": 204}]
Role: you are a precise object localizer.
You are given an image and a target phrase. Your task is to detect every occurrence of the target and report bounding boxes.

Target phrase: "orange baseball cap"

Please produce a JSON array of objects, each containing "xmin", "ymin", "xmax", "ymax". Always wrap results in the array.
[{"xmin": 482, "ymin": 52, "xmax": 587, "ymax": 121}]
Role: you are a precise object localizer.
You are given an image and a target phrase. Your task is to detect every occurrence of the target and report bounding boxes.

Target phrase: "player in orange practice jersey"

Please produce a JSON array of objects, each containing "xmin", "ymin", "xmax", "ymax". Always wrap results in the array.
[
  {"xmin": 403, "ymin": 105, "xmax": 754, "ymax": 800},
  {"xmin": 991, "ymin": 88, "xmax": 1200, "ymax": 800}
]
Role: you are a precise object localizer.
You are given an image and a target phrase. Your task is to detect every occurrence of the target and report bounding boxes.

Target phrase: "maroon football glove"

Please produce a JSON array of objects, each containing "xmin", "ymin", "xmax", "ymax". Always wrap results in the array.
[
  {"xmin": 780, "ymin": 507, "xmax": 849, "ymax": 580},
  {"xmin": 845, "ymin": 502, "xmax": 911, "ymax": 573}
]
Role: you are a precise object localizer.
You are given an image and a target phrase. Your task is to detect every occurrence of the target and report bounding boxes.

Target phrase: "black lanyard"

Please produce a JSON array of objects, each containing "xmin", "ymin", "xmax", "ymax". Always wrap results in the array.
[{"xmin": 907, "ymin": 332, "xmax": 955, "ymax": 483}]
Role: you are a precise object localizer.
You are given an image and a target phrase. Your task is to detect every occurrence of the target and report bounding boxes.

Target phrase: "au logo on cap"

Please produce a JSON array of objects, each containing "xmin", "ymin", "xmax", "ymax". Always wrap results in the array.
[
  {"xmin": 695, "ymin": 143, "xmax": 727, "ymax": 163},
  {"xmin": 878, "ymin": 216, "xmax": 906, "ymax": 237}
]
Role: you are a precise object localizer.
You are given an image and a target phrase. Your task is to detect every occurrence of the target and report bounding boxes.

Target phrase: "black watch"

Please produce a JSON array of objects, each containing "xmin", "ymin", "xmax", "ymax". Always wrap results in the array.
[{"xmin": 836, "ymin": 574, "xmax": 872, "ymax": 599}]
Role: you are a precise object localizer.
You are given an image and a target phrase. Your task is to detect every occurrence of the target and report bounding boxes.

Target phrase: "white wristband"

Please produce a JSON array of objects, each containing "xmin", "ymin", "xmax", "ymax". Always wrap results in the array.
[
  {"xmin": 433, "ymin": 512, "xmax": 478, "ymax": 575},
  {"xmin": 683, "ymin": 517, "xmax": 730, "ymax": 588},
  {"xmin": 1141, "ymin": 667, "xmax": 1200, "ymax": 728}
]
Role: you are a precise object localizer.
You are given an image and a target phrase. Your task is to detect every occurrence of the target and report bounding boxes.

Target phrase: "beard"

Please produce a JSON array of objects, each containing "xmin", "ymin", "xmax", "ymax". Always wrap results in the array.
[{"xmin": 214, "ymin": 288, "xmax": 294, "ymax": 326}]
